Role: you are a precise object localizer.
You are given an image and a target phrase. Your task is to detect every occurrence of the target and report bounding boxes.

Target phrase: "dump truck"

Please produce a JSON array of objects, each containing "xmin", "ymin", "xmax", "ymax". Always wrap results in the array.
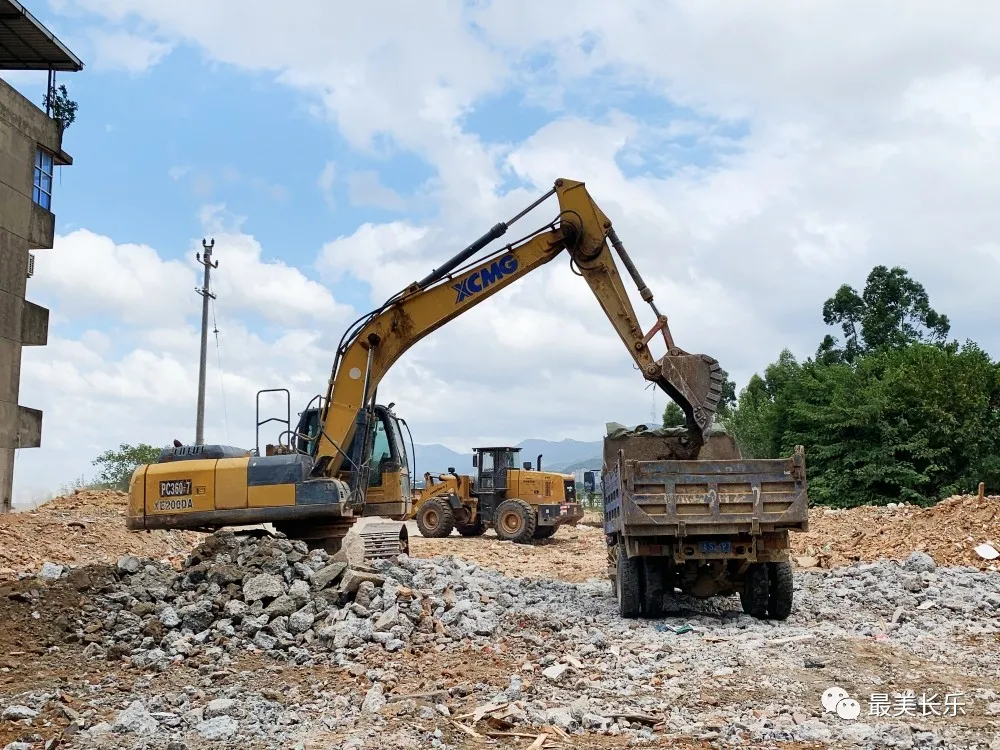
[{"xmin": 602, "ymin": 422, "xmax": 809, "ymax": 620}]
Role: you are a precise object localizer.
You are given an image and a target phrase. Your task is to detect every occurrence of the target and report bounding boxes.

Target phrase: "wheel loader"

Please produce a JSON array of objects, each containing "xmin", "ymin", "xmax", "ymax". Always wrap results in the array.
[
  {"xmin": 411, "ymin": 446, "xmax": 584, "ymax": 543},
  {"xmin": 124, "ymin": 177, "xmax": 727, "ymax": 565}
]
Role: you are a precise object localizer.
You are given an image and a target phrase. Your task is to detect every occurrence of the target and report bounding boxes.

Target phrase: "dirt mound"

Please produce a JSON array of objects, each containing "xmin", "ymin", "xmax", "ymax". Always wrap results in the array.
[
  {"xmin": 792, "ymin": 494, "xmax": 1000, "ymax": 570},
  {"xmin": 0, "ymin": 489, "xmax": 203, "ymax": 579}
]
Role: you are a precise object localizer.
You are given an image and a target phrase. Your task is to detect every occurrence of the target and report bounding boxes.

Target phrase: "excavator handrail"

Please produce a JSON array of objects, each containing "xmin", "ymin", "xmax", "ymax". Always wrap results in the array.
[{"xmin": 312, "ymin": 178, "xmax": 725, "ymax": 482}]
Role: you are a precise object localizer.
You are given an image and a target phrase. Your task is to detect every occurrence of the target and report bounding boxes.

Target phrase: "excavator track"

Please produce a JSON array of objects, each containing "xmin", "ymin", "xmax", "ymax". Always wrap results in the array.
[{"xmin": 274, "ymin": 518, "xmax": 408, "ymax": 561}]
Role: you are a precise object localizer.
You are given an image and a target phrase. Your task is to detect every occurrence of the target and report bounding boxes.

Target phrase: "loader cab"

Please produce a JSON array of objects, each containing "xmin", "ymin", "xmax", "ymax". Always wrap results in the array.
[{"xmin": 472, "ymin": 446, "xmax": 520, "ymax": 520}]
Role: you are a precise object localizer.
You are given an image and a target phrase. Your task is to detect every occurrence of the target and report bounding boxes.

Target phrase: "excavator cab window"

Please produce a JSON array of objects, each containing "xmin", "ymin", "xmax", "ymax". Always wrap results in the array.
[
  {"xmin": 295, "ymin": 408, "xmax": 321, "ymax": 455},
  {"xmin": 368, "ymin": 418, "xmax": 391, "ymax": 487}
]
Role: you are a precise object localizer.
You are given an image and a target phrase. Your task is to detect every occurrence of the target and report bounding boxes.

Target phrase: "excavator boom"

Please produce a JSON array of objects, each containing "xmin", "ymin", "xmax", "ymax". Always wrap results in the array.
[{"xmin": 314, "ymin": 178, "xmax": 724, "ymax": 480}]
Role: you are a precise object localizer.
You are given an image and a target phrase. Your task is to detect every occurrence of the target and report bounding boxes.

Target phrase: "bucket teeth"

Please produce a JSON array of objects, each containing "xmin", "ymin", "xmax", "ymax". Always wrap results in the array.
[{"xmin": 658, "ymin": 353, "xmax": 727, "ymax": 432}]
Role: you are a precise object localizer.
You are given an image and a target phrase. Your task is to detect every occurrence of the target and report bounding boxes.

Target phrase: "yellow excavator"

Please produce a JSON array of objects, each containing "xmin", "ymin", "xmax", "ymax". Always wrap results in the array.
[{"xmin": 126, "ymin": 177, "xmax": 725, "ymax": 558}]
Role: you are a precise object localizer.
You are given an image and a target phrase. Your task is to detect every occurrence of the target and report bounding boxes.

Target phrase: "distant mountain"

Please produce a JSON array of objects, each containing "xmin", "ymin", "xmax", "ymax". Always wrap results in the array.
[
  {"xmin": 514, "ymin": 438, "xmax": 602, "ymax": 470},
  {"xmin": 411, "ymin": 437, "xmax": 603, "ymax": 479},
  {"xmin": 411, "ymin": 444, "xmax": 473, "ymax": 478},
  {"xmin": 557, "ymin": 456, "xmax": 603, "ymax": 473}
]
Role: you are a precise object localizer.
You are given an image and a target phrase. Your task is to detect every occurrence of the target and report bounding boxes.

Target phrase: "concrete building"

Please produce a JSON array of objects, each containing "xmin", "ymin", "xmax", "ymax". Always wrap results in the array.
[{"xmin": 0, "ymin": 1, "xmax": 82, "ymax": 511}]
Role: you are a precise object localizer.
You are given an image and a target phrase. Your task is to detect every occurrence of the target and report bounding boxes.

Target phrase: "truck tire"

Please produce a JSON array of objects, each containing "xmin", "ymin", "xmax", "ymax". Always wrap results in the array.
[
  {"xmin": 641, "ymin": 558, "xmax": 664, "ymax": 617},
  {"xmin": 455, "ymin": 519, "xmax": 486, "ymax": 537},
  {"xmin": 739, "ymin": 563, "xmax": 769, "ymax": 618},
  {"xmin": 494, "ymin": 499, "xmax": 537, "ymax": 543},
  {"xmin": 415, "ymin": 499, "xmax": 455, "ymax": 538},
  {"xmin": 616, "ymin": 541, "xmax": 642, "ymax": 618},
  {"xmin": 767, "ymin": 561, "xmax": 794, "ymax": 620},
  {"xmin": 532, "ymin": 525, "xmax": 557, "ymax": 539}
]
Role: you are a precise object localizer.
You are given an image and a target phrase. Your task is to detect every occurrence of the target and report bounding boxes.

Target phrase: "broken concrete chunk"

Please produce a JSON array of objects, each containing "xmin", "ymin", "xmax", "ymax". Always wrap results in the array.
[
  {"xmin": 339, "ymin": 569, "xmax": 386, "ymax": 595},
  {"xmin": 311, "ymin": 562, "xmax": 348, "ymax": 591},
  {"xmin": 542, "ymin": 664, "xmax": 569, "ymax": 681},
  {"xmin": 242, "ymin": 573, "xmax": 287, "ymax": 602}
]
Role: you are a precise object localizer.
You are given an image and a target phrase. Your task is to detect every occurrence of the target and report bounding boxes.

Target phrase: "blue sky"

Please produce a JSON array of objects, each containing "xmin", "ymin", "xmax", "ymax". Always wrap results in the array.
[{"xmin": 8, "ymin": 0, "xmax": 1000, "ymax": 505}]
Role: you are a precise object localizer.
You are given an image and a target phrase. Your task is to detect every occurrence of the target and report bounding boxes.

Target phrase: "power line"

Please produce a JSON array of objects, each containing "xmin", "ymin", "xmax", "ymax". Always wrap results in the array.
[{"xmin": 210, "ymin": 298, "xmax": 231, "ymax": 444}]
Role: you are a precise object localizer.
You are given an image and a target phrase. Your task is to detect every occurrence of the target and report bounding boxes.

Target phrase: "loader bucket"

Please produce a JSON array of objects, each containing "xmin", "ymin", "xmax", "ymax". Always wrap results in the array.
[{"xmin": 658, "ymin": 353, "xmax": 725, "ymax": 433}]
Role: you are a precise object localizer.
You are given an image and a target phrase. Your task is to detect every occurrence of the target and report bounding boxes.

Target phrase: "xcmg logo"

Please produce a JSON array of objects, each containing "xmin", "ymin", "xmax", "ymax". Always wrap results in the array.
[{"xmin": 453, "ymin": 253, "xmax": 519, "ymax": 303}]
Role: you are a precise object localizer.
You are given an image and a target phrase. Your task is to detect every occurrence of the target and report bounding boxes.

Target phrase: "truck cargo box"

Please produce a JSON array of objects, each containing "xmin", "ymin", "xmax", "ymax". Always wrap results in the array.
[{"xmin": 603, "ymin": 442, "xmax": 808, "ymax": 539}]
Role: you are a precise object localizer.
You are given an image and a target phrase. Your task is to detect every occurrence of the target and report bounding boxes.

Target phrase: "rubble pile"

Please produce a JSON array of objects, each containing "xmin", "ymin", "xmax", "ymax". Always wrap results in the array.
[
  {"xmin": 75, "ymin": 530, "xmax": 524, "ymax": 670},
  {"xmin": 4, "ymin": 532, "xmax": 992, "ymax": 748}
]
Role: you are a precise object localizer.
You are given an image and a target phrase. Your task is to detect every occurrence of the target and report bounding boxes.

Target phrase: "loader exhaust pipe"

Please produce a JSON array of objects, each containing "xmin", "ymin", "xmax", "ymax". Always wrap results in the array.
[{"xmin": 537, "ymin": 454, "xmax": 542, "ymax": 471}]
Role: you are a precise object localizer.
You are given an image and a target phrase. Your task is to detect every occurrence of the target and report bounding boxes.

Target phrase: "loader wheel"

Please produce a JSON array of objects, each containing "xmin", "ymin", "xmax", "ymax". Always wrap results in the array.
[
  {"xmin": 532, "ymin": 525, "xmax": 557, "ymax": 539},
  {"xmin": 767, "ymin": 561, "xmax": 794, "ymax": 620},
  {"xmin": 641, "ymin": 558, "xmax": 664, "ymax": 618},
  {"xmin": 415, "ymin": 499, "xmax": 455, "ymax": 538},
  {"xmin": 739, "ymin": 563, "xmax": 769, "ymax": 619},
  {"xmin": 616, "ymin": 540, "xmax": 642, "ymax": 618},
  {"xmin": 494, "ymin": 499, "xmax": 537, "ymax": 543}
]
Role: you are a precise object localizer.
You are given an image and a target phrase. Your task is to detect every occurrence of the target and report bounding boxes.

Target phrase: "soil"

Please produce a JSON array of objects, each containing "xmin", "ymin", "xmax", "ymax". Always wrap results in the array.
[
  {"xmin": 1, "ymin": 490, "xmax": 999, "ymax": 748},
  {"xmin": 0, "ymin": 490, "xmax": 203, "ymax": 579},
  {"xmin": 409, "ymin": 524, "xmax": 608, "ymax": 583},
  {"xmin": 792, "ymin": 494, "xmax": 1000, "ymax": 570}
]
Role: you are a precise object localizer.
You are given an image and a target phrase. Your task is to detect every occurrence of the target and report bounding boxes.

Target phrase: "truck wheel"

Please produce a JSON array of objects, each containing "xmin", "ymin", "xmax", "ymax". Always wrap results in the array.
[
  {"xmin": 494, "ymin": 499, "xmax": 537, "ymax": 543},
  {"xmin": 616, "ymin": 542, "xmax": 642, "ymax": 618},
  {"xmin": 641, "ymin": 558, "xmax": 664, "ymax": 618},
  {"xmin": 532, "ymin": 525, "xmax": 557, "ymax": 539},
  {"xmin": 739, "ymin": 563, "xmax": 769, "ymax": 619},
  {"xmin": 415, "ymin": 499, "xmax": 455, "ymax": 538},
  {"xmin": 767, "ymin": 561, "xmax": 794, "ymax": 620},
  {"xmin": 455, "ymin": 519, "xmax": 486, "ymax": 537}
]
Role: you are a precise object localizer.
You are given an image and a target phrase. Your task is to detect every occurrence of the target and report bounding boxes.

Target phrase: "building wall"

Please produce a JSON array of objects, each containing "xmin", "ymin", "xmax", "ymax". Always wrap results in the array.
[{"xmin": 0, "ymin": 76, "xmax": 68, "ymax": 511}]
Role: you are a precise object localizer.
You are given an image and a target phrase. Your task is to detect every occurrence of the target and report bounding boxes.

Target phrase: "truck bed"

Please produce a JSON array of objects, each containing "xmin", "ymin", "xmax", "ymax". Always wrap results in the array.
[{"xmin": 603, "ymin": 446, "xmax": 809, "ymax": 538}]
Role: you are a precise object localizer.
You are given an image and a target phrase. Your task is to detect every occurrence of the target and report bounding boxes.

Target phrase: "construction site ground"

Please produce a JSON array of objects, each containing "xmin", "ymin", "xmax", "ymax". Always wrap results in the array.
[{"xmin": 2, "ymin": 490, "xmax": 999, "ymax": 749}]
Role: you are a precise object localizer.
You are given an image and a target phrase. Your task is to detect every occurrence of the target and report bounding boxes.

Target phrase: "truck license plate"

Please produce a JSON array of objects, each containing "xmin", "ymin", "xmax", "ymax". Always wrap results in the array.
[{"xmin": 698, "ymin": 540, "xmax": 732, "ymax": 554}]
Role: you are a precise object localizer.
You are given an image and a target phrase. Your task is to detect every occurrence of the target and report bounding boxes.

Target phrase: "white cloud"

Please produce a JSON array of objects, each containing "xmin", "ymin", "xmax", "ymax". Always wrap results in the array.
[
  {"xmin": 86, "ymin": 29, "xmax": 173, "ymax": 73},
  {"xmin": 14, "ymin": 0, "xmax": 1000, "ymax": 503},
  {"xmin": 346, "ymin": 171, "xmax": 406, "ymax": 211},
  {"xmin": 318, "ymin": 161, "xmax": 336, "ymax": 209}
]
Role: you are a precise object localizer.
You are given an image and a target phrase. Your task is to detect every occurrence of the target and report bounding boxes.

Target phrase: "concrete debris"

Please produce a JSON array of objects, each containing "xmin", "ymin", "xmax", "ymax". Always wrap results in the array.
[{"xmin": 3, "ymin": 488, "xmax": 1000, "ymax": 749}]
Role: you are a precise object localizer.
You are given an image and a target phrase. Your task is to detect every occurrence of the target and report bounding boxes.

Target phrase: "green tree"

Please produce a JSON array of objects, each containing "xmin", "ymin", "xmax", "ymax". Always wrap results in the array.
[
  {"xmin": 728, "ymin": 349, "xmax": 803, "ymax": 458},
  {"xmin": 662, "ymin": 400, "xmax": 685, "ymax": 427},
  {"xmin": 818, "ymin": 265, "xmax": 951, "ymax": 363},
  {"xmin": 92, "ymin": 443, "xmax": 163, "ymax": 491},
  {"xmin": 778, "ymin": 343, "xmax": 1000, "ymax": 506},
  {"xmin": 42, "ymin": 83, "xmax": 78, "ymax": 130},
  {"xmin": 715, "ymin": 368, "xmax": 738, "ymax": 419}
]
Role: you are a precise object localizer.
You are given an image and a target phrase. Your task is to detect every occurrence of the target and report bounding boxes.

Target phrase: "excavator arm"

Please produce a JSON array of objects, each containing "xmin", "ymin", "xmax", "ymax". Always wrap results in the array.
[{"xmin": 312, "ymin": 177, "xmax": 724, "ymax": 480}]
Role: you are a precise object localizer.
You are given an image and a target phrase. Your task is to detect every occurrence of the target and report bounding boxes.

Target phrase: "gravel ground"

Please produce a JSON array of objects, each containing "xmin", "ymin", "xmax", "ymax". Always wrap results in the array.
[{"xmin": 2, "ymin": 530, "xmax": 999, "ymax": 750}]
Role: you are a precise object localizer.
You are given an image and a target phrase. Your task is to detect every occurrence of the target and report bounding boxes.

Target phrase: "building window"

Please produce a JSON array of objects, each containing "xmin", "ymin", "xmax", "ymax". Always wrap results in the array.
[{"xmin": 33, "ymin": 147, "xmax": 54, "ymax": 211}]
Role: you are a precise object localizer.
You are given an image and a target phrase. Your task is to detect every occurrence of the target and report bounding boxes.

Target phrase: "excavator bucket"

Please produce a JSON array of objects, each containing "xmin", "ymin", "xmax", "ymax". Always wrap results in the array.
[{"xmin": 658, "ymin": 353, "xmax": 726, "ymax": 433}]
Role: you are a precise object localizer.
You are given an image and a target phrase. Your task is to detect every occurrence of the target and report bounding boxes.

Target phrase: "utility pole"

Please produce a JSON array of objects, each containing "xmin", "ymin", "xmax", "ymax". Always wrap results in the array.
[{"xmin": 195, "ymin": 238, "xmax": 218, "ymax": 446}]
